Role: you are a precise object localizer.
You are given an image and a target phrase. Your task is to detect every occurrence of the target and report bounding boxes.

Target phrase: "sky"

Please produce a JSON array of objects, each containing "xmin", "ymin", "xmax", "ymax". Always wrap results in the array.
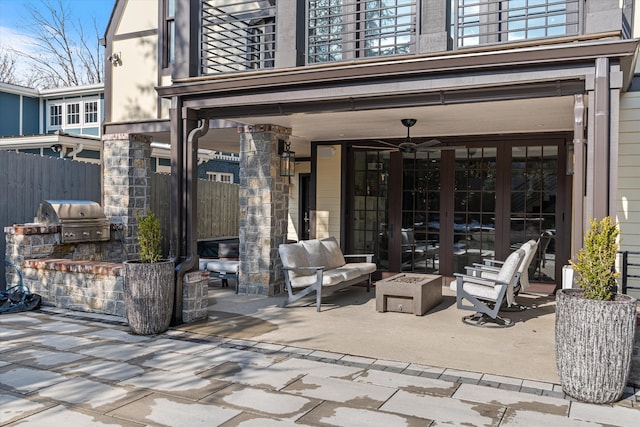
[{"xmin": 0, "ymin": 0, "xmax": 116, "ymax": 81}]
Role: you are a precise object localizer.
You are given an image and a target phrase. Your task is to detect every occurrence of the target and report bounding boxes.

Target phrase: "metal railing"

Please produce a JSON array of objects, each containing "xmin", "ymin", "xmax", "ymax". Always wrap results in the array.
[
  {"xmin": 619, "ymin": 251, "xmax": 640, "ymax": 295},
  {"xmin": 200, "ymin": 0, "xmax": 276, "ymax": 75},
  {"xmin": 307, "ymin": 0, "xmax": 417, "ymax": 64},
  {"xmin": 453, "ymin": 0, "xmax": 582, "ymax": 49}
]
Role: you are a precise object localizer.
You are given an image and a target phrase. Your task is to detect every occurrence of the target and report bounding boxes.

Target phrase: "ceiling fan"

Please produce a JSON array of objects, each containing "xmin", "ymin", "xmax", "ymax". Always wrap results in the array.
[{"xmin": 369, "ymin": 119, "xmax": 443, "ymax": 154}]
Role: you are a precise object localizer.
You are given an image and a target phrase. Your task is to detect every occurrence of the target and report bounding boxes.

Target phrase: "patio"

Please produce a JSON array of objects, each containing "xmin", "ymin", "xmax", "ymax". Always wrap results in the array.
[{"xmin": 178, "ymin": 278, "xmax": 560, "ymax": 384}]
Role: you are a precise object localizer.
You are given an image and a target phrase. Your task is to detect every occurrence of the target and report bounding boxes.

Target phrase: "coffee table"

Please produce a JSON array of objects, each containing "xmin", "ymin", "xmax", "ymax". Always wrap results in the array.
[{"xmin": 376, "ymin": 273, "xmax": 443, "ymax": 316}]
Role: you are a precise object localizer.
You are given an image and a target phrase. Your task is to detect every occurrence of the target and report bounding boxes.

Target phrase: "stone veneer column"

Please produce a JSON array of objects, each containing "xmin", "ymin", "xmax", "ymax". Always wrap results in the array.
[
  {"xmin": 102, "ymin": 133, "xmax": 152, "ymax": 259},
  {"xmin": 239, "ymin": 124, "xmax": 291, "ymax": 295}
]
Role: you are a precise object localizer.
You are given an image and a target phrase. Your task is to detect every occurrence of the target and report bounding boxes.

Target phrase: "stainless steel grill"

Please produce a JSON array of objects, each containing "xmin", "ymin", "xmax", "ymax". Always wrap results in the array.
[{"xmin": 35, "ymin": 200, "xmax": 110, "ymax": 243}]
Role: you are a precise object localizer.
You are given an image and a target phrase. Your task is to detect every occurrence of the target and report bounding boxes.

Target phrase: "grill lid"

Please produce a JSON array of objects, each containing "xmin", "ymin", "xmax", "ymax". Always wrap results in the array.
[{"xmin": 36, "ymin": 200, "xmax": 107, "ymax": 224}]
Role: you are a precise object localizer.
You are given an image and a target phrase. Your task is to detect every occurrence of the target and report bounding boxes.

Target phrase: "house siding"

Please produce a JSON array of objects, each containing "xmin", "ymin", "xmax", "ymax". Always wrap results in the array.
[
  {"xmin": 0, "ymin": 92, "xmax": 20, "ymax": 136},
  {"xmin": 22, "ymin": 96, "xmax": 40, "ymax": 135},
  {"xmin": 618, "ymin": 91, "xmax": 640, "ymax": 254}
]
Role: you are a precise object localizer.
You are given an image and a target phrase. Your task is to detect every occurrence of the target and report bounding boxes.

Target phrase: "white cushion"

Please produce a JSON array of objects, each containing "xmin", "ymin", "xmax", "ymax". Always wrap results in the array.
[
  {"xmin": 300, "ymin": 239, "xmax": 326, "ymax": 268},
  {"xmin": 206, "ymin": 260, "xmax": 239, "ymax": 273},
  {"xmin": 321, "ymin": 237, "xmax": 346, "ymax": 269},
  {"xmin": 279, "ymin": 243, "xmax": 314, "ymax": 279}
]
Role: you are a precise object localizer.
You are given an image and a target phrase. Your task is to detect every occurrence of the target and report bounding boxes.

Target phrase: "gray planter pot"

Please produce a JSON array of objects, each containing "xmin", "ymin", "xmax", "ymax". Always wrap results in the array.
[
  {"xmin": 123, "ymin": 260, "xmax": 175, "ymax": 335},
  {"xmin": 555, "ymin": 289, "xmax": 637, "ymax": 403}
]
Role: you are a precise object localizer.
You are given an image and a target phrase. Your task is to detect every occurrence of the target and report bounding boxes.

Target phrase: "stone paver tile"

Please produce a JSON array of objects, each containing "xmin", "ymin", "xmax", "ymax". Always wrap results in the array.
[
  {"xmin": 308, "ymin": 350, "xmax": 343, "ymax": 360},
  {"xmin": 441, "ymin": 368, "xmax": 483, "ymax": 380},
  {"xmin": 37, "ymin": 376, "xmax": 146, "ymax": 412},
  {"xmin": 83, "ymin": 328, "xmax": 152, "ymax": 343},
  {"xmin": 3, "ymin": 348, "xmax": 87, "ymax": 368},
  {"xmin": 143, "ymin": 337, "xmax": 218, "ymax": 354},
  {"xmin": 76, "ymin": 343, "xmax": 157, "ymax": 361},
  {"xmin": 199, "ymin": 346, "xmax": 281, "ymax": 369},
  {"xmin": 253, "ymin": 342, "xmax": 286, "ymax": 353},
  {"xmin": 340, "ymin": 355, "xmax": 376, "ymax": 366},
  {"xmin": 220, "ymin": 412, "xmax": 313, "ymax": 426},
  {"xmin": 15, "ymin": 404, "xmax": 144, "ymax": 426},
  {"xmin": 119, "ymin": 368, "xmax": 228, "ymax": 399},
  {"xmin": 227, "ymin": 339, "xmax": 258, "ymax": 347},
  {"xmin": 64, "ymin": 360, "xmax": 146, "ymax": 382},
  {"xmin": 0, "ymin": 366, "xmax": 67, "ymax": 394},
  {"xmin": 202, "ymin": 383, "xmax": 320, "ymax": 420},
  {"xmin": 453, "ymin": 383, "xmax": 569, "ymax": 416},
  {"xmin": 500, "ymin": 407, "xmax": 610, "ymax": 426},
  {"xmin": 0, "ymin": 392, "xmax": 55, "ymax": 424},
  {"xmin": 22, "ymin": 333, "xmax": 95, "ymax": 350},
  {"xmin": 521, "ymin": 379, "xmax": 555, "ymax": 391},
  {"xmin": 136, "ymin": 351, "xmax": 217, "ymax": 373},
  {"xmin": 30, "ymin": 320, "xmax": 93, "ymax": 333},
  {"xmin": 0, "ymin": 329, "xmax": 28, "ymax": 339},
  {"xmin": 481, "ymin": 374, "xmax": 523, "ymax": 387},
  {"xmin": 354, "ymin": 368, "xmax": 458, "ymax": 397},
  {"xmin": 380, "ymin": 389, "xmax": 504, "ymax": 426},
  {"xmin": 205, "ymin": 361, "xmax": 304, "ymax": 391},
  {"xmin": 281, "ymin": 346, "xmax": 314, "ymax": 356},
  {"xmin": 407, "ymin": 363, "xmax": 445, "ymax": 376},
  {"xmin": 109, "ymin": 393, "xmax": 241, "ymax": 426},
  {"xmin": 569, "ymin": 401, "xmax": 640, "ymax": 427},
  {"xmin": 0, "ymin": 313, "xmax": 43, "ymax": 325},
  {"xmin": 271, "ymin": 357, "xmax": 364, "ymax": 380},
  {"xmin": 298, "ymin": 401, "xmax": 430, "ymax": 427},
  {"xmin": 282, "ymin": 375, "xmax": 396, "ymax": 409},
  {"xmin": 372, "ymin": 359, "xmax": 410, "ymax": 370}
]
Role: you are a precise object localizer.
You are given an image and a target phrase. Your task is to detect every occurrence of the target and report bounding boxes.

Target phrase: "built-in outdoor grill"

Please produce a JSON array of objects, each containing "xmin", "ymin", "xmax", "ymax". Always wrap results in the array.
[{"xmin": 35, "ymin": 200, "xmax": 110, "ymax": 243}]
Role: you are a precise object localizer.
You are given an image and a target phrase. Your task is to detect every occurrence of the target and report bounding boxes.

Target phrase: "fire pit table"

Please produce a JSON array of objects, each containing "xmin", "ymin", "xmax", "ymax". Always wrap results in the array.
[{"xmin": 376, "ymin": 273, "xmax": 443, "ymax": 316}]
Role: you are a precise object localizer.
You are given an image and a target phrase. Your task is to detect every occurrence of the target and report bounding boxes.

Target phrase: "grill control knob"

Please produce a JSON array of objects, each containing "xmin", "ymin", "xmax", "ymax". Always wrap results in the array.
[{"xmin": 83, "ymin": 231, "xmax": 90, "ymax": 237}]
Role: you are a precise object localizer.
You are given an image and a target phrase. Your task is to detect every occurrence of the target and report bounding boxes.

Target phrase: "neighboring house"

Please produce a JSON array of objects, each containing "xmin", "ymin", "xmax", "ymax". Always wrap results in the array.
[
  {"xmin": 102, "ymin": 0, "xmax": 640, "ymax": 300},
  {"xmin": 0, "ymin": 82, "xmax": 239, "ymax": 179}
]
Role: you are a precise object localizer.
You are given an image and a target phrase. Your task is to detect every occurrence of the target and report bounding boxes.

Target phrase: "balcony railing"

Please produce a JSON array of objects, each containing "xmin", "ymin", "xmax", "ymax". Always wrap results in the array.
[
  {"xmin": 200, "ymin": 0, "xmax": 276, "ymax": 75},
  {"xmin": 453, "ymin": 0, "xmax": 582, "ymax": 49},
  {"xmin": 307, "ymin": 0, "xmax": 417, "ymax": 64}
]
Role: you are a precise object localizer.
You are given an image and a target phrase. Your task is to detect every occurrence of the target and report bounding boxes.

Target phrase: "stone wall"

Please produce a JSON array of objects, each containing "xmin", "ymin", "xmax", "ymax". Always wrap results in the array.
[
  {"xmin": 21, "ymin": 258, "xmax": 124, "ymax": 316},
  {"xmin": 630, "ymin": 316, "xmax": 640, "ymax": 387},
  {"xmin": 238, "ymin": 124, "xmax": 291, "ymax": 296}
]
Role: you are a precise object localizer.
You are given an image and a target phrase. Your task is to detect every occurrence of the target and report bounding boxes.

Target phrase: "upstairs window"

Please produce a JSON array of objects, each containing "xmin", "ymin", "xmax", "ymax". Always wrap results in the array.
[
  {"xmin": 454, "ymin": 0, "xmax": 581, "ymax": 48},
  {"xmin": 49, "ymin": 104, "xmax": 62, "ymax": 128},
  {"xmin": 84, "ymin": 101, "xmax": 98, "ymax": 124},
  {"xmin": 200, "ymin": 0, "xmax": 276, "ymax": 74},
  {"xmin": 66, "ymin": 103, "xmax": 80, "ymax": 125},
  {"xmin": 206, "ymin": 172, "xmax": 234, "ymax": 183},
  {"xmin": 307, "ymin": 0, "xmax": 416, "ymax": 64}
]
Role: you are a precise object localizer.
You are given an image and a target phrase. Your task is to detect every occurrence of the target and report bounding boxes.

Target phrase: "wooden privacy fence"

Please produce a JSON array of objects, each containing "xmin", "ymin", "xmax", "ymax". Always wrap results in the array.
[
  {"xmin": 150, "ymin": 173, "xmax": 240, "ymax": 254},
  {"xmin": 1, "ymin": 151, "xmax": 240, "ymax": 287}
]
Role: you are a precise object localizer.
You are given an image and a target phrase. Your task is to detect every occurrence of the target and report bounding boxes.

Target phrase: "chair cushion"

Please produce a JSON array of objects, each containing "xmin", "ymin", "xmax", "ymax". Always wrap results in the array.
[
  {"xmin": 321, "ymin": 237, "xmax": 347, "ymax": 269},
  {"xmin": 289, "ymin": 270, "xmax": 344, "ymax": 288},
  {"xmin": 343, "ymin": 262, "xmax": 376, "ymax": 276},
  {"xmin": 300, "ymin": 239, "xmax": 326, "ymax": 268},
  {"xmin": 496, "ymin": 249, "xmax": 524, "ymax": 283},
  {"xmin": 279, "ymin": 243, "xmax": 314, "ymax": 279}
]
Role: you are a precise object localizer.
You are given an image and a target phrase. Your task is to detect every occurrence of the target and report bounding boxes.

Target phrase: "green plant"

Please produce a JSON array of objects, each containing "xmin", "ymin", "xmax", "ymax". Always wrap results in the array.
[
  {"xmin": 136, "ymin": 212, "xmax": 162, "ymax": 263},
  {"xmin": 569, "ymin": 216, "xmax": 620, "ymax": 301}
]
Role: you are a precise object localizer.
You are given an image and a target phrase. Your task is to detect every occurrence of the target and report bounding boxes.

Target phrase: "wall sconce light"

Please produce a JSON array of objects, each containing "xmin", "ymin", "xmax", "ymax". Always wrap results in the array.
[
  {"xmin": 278, "ymin": 139, "xmax": 295, "ymax": 178},
  {"xmin": 566, "ymin": 142, "xmax": 574, "ymax": 175},
  {"xmin": 107, "ymin": 52, "xmax": 122, "ymax": 66}
]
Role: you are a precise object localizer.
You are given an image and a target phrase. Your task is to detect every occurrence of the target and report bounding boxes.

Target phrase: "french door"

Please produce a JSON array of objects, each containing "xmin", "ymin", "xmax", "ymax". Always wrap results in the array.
[{"xmin": 348, "ymin": 135, "xmax": 569, "ymax": 283}]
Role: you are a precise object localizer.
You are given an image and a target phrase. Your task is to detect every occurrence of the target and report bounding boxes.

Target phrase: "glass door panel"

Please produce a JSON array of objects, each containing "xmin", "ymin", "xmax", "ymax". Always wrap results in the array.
[
  {"xmin": 352, "ymin": 150, "xmax": 390, "ymax": 269},
  {"xmin": 452, "ymin": 147, "xmax": 497, "ymax": 274},
  {"xmin": 400, "ymin": 150, "xmax": 441, "ymax": 273},
  {"xmin": 511, "ymin": 145, "xmax": 558, "ymax": 282}
]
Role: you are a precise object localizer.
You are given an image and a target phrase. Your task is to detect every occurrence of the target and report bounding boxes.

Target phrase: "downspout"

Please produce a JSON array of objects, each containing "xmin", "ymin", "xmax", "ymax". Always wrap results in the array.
[
  {"xmin": 66, "ymin": 143, "xmax": 84, "ymax": 158},
  {"xmin": 172, "ymin": 117, "xmax": 208, "ymax": 325}
]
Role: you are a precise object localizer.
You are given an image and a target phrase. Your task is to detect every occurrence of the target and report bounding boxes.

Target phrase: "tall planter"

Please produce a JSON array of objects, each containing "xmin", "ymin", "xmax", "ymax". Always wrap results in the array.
[
  {"xmin": 556, "ymin": 289, "xmax": 637, "ymax": 403},
  {"xmin": 123, "ymin": 260, "xmax": 175, "ymax": 335}
]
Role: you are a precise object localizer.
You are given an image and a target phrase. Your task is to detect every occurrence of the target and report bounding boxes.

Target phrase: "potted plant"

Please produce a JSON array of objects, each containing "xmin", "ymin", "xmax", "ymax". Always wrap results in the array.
[
  {"xmin": 555, "ymin": 217, "xmax": 637, "ymax": 403},
  {"xmin": 123, "ymin": 211, "xmax": 175, "ymax": 335}
]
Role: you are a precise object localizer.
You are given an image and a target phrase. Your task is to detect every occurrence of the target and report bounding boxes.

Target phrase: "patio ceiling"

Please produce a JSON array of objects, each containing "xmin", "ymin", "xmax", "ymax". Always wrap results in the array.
[{"xmin": 151, "ymin": 95, "xmax": 575, "ymax": 158}]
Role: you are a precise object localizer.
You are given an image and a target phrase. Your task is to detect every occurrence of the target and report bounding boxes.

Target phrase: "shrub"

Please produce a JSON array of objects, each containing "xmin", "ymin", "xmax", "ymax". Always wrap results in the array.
[
  {"xmin": 569, "ymin": 216, "xmax": 620, "ymax": 301},
  {"xmin": 137, "ymin": 212, "xmax": 162, "ymax": 263}
]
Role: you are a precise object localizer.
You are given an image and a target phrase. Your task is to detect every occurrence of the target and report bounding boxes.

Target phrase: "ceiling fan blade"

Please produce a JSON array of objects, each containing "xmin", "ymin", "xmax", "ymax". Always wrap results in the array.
[
  {"xmin": 415, "ymin": 139, "xmax": 441, "ymax": 149},
  {"xmin": 373, "ymin": 139, "xmax": 400, "ymax": 148},
  {"xmin": 353, "ymin": 145, "xmax": 396, "ymax": 151}
]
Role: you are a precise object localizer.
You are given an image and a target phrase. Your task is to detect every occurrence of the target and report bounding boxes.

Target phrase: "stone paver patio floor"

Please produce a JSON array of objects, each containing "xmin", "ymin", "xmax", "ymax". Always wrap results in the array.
[{"xmin": 1, "ymin": 304, "xmax": 639, "ymax": 426}]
